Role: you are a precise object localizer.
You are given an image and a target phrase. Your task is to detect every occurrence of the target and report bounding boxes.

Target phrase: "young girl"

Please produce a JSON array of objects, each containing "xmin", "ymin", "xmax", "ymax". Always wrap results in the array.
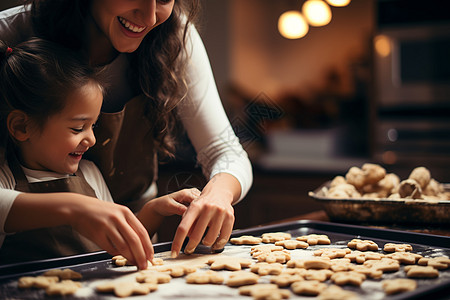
[
  {"xmin": 0, "ymin": 0, "xmax": 253, "ymax": 266},
  {"xmin": 0, "ymin": 39, "xmax": 199, "ymax": 266}
]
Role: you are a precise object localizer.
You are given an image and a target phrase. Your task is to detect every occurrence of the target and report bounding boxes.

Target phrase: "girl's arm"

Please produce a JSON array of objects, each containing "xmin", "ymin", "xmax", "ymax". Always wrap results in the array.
[{"xmin": 4, "ymin": 192, "xmax": 153, "ymax": 270}]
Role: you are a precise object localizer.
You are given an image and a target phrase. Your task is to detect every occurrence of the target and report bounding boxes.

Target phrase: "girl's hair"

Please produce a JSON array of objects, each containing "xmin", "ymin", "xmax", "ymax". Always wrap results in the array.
[
  {"xmin": 25, "ymin": 0, "xmax": 201, "ymax": 158},
  {"xmin": 0, "ymin": 38, "xmax": 104, "ymax": 158}
]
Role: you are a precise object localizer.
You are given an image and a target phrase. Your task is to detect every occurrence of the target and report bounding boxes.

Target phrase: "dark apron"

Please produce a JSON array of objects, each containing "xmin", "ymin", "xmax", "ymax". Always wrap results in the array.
[
  {"xmin": 0, "ymin": 156, "xmax": 101, "ymax": 264},
  {"xmin": 85, "ymin": 95, "xmax": 158, "ymax": 211}
]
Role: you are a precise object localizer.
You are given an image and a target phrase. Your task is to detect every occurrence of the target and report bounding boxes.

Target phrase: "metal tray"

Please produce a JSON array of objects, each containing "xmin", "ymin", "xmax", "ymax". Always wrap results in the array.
[
  {"xmin": 309, "ymin": 183, "xmax": 450, "ymax": 225},
  {"xmin": 0, "ymin": 220, "xmax": 449, "ymax": 299}
]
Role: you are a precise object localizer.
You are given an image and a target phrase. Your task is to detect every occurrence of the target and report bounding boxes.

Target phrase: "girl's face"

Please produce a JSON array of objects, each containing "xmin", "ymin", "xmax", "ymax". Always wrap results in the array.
[
  {"xmin": 90, "ymin": 0, "xmax": 175, "ymax": 54},
  {"xmin": 20, "ymin": 83, "xmax": 103, "ymax": 175}
]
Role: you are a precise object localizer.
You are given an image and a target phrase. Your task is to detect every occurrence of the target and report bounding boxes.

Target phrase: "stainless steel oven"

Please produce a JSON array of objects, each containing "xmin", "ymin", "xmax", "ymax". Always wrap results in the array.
[{"xmin": 372, "ymin": 0, "xmax": 450, "ymax": 180}]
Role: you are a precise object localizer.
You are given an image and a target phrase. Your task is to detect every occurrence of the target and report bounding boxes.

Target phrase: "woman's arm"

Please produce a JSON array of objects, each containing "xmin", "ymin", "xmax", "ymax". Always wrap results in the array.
[{"xmin": 170, "ymin": 26, "xmax": 253, "ymax": 257}]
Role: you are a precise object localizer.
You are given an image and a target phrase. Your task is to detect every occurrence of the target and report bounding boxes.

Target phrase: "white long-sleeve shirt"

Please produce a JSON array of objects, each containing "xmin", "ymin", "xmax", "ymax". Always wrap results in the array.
[{"xmin": 0, "ymin": 5, "xmax": 253, "ymax": 233}]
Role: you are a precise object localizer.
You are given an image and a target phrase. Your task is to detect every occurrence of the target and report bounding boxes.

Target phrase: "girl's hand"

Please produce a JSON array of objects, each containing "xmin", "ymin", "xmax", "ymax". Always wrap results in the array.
[
  {"xmin": 137, "ymin": 188, "xmax": 201, "ymax": 237},
  {"xmin": 68, "ymin": 197, "xmax": 154, "ymax": 270},
  {"xmin": 171, "ymin": 174, "xmax": 239, "ymax": 258}
]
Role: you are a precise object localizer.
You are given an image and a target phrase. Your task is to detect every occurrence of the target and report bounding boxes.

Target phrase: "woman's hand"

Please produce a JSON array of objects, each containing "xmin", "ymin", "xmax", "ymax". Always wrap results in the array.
[{"xmin": 171, "ymin": 173, "xmax": 241, "ymax": 258}]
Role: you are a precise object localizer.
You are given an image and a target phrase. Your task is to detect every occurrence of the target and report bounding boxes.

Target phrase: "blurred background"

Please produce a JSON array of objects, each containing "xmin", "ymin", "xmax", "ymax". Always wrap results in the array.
[{"xmin": 2, "ymin": 0, "xmax": 450, "ymax": 235}]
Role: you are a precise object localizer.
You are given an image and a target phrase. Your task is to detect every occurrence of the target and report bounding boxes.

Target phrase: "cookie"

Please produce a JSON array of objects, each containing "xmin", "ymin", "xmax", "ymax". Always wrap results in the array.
[
  {"xmin": 112, "ymin": 255, "xmax": 130, "ymax": 267},
  {"xmin": 239, "ymin": 283, "xmax": 290, "ymax": 300},
  {"xmin": 261, "ymin": 232, "xmax": 292, "ymax": 243},
  {"xmin": 348, "ymin": 264, "xmax": 383, "ymax": 279},
  {"xmin": 347, "ymin": 239, "xmax": 378, "ymax": 251},
  {"xmin": 386, "ymin": 252, "xmax": 423, "ymax": 265},
  {"xmin": 291, "ymin": 280, "xmax": 327, "ymax": 296},
  {"xmin": 363, "ymin": 258, "xmax": 400, "ymax": 272},
  {"xmin": 318, "ymin": 285, "xmax": 359, "ymax": 300},
  {"xmin": 330, "ymin": 271, "xmax": 366, "ymax": 286},
  {"xmin": 314, "ymin": 248, "xmax": 351, "ymax": 259},
  {"xmin": 255, "ymin": 250, "xmax": 291, "ymax": 264},
  {"xmin": 42, "ymin": 268, "xmax": 82, "ymax": 280},
  {"xmin": 96, "ymin": 281, "xmax": 157, "ymax": 298},
  {"xmin": 230, "ymin": 235, "xmax": 262, "ymax": 245},
  {"xmin": 275, "ymin": 239, "xmax": 308, "ymax": 250},
  {"xmin": 135, "ymin": 271, "xmax": 171, "ymax": 284},
  {"xmin": 418, "ymin": 256, "xmax": 450, "ymax": 270},
  {"xmin": 226, "ymin": 270, "xmax": 260, "ymax": 287},
  {"xmin": 404, "ymin": 265, "xmax": 439, "ymax": 278},
  {"xmin": 18, "ymin": 276, "xmax": 59, "ymax": 289},
  {"xmin": 303, "ymin": 257, "xmax": 331, "ymax": 270},
  {"xmin": 45, "ymin": 280, "xmax": 82, "ymax": 296},
  {"xmin": 111, "ymin": 255, "xmax": 163, "ymax": 267},
  {"xmin": 383, "ymin": 243, "xmax": 413, "ymax": 252},
  {"xmin": 345, "ymin": 251, "xmax": 384, "ymax": 263},
  {"xmin": 329, "ymin": 258, "xmax": 352, "ymax": 272},
  {"xmin": 185, "ymin": 270, "xmax": 224, "ymax": 284},
  {"xmin": 270, "ymin": 273, "xmax": 304, "ymax": 287},
  {"xmin": 208, "ymin": 256, "xmax": 253, "ymax": 271},
  {"xmin": 156, "ymin": 265, "xmax": 197, "ymax": 277},
  {"xmin": 304, "ymin": 269, "xmax": 333, "ymax": 282},
  {"xmin": 251, "ymin": 262, "xmax": 284, "ymax": 276},
  {"xmin": 382, "ymin": 278, "xmax": 417, "ymax": 295},
  {"xmin": 250, "ymin": 244, "xmax": 284, "ymax": 257},
  {"xmin": 296, "ymin": 234, "xmax": 331, "ymax": 246}
]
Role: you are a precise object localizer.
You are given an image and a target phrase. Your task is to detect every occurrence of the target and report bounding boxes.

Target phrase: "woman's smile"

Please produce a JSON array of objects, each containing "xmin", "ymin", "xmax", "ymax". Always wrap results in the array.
[{"xmin": 118, "ymin": 17, "xmax": 147, "ymax": 34}]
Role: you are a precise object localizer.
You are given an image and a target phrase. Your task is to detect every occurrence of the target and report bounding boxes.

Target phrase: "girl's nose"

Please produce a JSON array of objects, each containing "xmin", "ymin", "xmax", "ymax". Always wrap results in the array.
[{"xmin": 82, "ymin": 129, "xmax": 96, "ymax": 147}]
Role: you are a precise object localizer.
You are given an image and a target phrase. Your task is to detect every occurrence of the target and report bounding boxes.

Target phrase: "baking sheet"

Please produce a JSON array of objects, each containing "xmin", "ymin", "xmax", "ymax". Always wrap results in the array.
[
  {"xmin": 0, "ymin": 220, "xmax": 449, "ymax": 299},
  {"xmin": 309, "ymin": 183, "xmax": 450, "ymax": 225}
]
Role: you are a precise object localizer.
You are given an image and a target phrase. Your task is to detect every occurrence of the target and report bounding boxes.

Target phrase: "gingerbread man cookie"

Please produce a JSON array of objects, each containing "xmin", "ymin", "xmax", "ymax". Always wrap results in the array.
[
  {"xmin": 291, "ymin": 280, "xmax": 327, "ymax": 296},
  {"xmin": 382, "ymin": 278, "xmax": 417, "ymax": 295},
  {"xmin": 18, "ymin": 276, "xmax": 59, "ymax": 289},
  {"xmin": 230, "ymin": 235, "xmax": 262, "ymax": 245},
  {"xmin": 251, "ymin": 262, "xmax": 284, "ymax": 276},
  {"xmin": 347, "ymin": 239, "xmax": 379, "ymax": 251},
  {"xmin": 383, "ymin": 243, "xmax": 413, "ymax": 252},
  {"xmin": 226, "ymin": 271, "xmax": 260, "ymax": 287},
  {"xmin": 275, "ymin": 239, "xmax": 308, "ymax": 250},
  {"xmin": 45, "ymin": 280, "xmax": 82, "ymax": 296},
  {"xmin": 207, "ymin": 256, "xmax": 253, "ymax": 271},
  {"xmin": 185, "ymin": 270, "xmax": 224, "ymax": 284},
  {"xmin": 135, "ymin": 271, "xmax": 171, "ymax": 284},
  {"xmin": 239, "ymin": 283, "xmax": 290, "ymax": 300},
  {"xmin": 261, "ymin": 232, "xmax": 292, "ymax": 243},
  {"xmin": 296, "ymin": 234, "xmax": 331, "ymax": 245},
  {"xmin": 96, "ymin": 281, "xmax": 157, "ymax": 298},
  {"xmin": 418, "ymin": 256, "xmax": 450, "ymax": 270},
  {"xmin": 330, "ymin": 271, "xmax": 366, "ymax": 286},
  {"xmin": 42, "ymin": 268, "xmax": 82, "ymax": 280}
]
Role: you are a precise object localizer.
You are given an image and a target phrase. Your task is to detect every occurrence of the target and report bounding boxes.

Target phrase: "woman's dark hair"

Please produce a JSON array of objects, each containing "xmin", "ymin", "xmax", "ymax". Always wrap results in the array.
[
  {"xmin": 0, "ymin": 38, "xmax": 104, "ymax": 158},
  {"xmin": 25, "ymin": 0, "xmax": 201, "ymax": 158}
]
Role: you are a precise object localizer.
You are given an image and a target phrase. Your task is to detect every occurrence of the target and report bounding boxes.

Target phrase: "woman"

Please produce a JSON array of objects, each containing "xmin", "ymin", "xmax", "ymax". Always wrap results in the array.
[{"xmin": 0, "ymin": 0, "xmax": 252, "ymax": 268}]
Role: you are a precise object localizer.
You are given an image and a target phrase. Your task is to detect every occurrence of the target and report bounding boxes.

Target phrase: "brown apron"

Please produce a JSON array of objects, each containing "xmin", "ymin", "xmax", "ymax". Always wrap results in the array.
[
  {"xmin": 0, "ymin": 155, "xmax": 101, "ymax": 264},
  {"xmin": 85, "ymin": 95, "xmax": 158, "ymax": 212}
]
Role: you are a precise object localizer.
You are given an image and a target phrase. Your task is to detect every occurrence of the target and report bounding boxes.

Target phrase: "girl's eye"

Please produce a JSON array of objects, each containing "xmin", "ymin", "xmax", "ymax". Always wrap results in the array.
[
  {"xmin": 158, "ymin": 0, "xmax": 173, "ymax": 4},
  {"xmin": 71, "ymin": 128, "xmax": 83, "ymax": 133}
]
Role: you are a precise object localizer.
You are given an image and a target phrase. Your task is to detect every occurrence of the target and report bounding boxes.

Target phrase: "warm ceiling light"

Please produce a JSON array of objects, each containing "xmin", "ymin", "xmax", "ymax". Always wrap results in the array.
[
  {"xmin": 278, "ymin": 10, "xmax": 309, "ymax": 39},
  {"xmin": 374, "ymin": 35, "xmax": 391, "ymax": 57},
  {"xmin": 302, "ymin": 0, "xmax": 332, "ymax": 27},
  {"xmin": 326, "ymin": 0, "xmax": 351, "ymax": 7}
]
